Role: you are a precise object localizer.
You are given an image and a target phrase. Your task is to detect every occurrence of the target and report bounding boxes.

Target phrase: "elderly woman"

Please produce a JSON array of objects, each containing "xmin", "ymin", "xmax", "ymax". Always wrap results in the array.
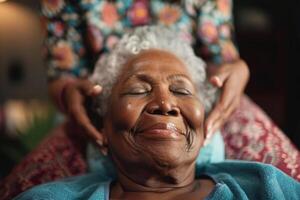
[{"xmin": 15, "ymin": 26, "xmax": 300, "ymax": 200}]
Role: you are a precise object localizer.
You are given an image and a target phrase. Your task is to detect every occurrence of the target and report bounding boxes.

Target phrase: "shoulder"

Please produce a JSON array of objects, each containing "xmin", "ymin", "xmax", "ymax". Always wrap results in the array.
[
  {"xmin": 202, "ymin": 160, "xmax": 292, "ymax": 181},
  {"xmin": 199, "ymin": 161, "xmax": 300, "ymax": 199},
  {"xmin": 14, "ymin": 172, "xmax": 112, "ymax": 200}
]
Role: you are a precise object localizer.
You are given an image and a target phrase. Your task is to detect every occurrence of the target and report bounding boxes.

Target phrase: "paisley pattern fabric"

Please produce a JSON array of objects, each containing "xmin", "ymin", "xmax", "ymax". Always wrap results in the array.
[
  {"xmin": 41, "ymin": 0, "xmax": 239, "ymax": 80},
  {"xmin": 1, "ymin": 96, "xmax": 299, "ymax": 200}
]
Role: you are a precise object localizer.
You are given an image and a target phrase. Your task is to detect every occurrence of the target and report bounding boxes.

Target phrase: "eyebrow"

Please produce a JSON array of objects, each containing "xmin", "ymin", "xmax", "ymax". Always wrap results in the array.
[
  {"xmin": 124, "ymin": 73, "xmax": 193, "ymax": 85},
  {"xmin": 167, "ymin": 74, "xmax": 192, "ymax": 83},
  {"xmin": 123, "ymin": 74, "xmax": 156, "ymax": 84}
]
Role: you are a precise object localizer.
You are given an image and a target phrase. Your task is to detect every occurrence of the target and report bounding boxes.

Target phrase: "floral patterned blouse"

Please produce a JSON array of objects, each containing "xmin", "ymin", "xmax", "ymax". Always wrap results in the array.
[{"xmin": 41, "ymin": 0, "xmax": 239, "ymax": 80}]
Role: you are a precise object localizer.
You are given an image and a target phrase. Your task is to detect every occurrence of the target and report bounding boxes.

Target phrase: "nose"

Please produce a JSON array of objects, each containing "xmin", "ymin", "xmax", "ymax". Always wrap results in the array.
[{"xmin": 146, "ymin": 89, "xmax": 180, "ymax": 116}]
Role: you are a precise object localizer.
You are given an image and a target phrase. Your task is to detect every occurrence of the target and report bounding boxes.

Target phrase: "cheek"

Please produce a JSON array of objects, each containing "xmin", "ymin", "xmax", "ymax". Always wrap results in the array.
[
  {"xmin": 110, "ymin": 97, "xmax": 145, "ymax": 131},
  {"xmin": 180, "ymin": 98, "xmax": 205, "ymax": 132}
]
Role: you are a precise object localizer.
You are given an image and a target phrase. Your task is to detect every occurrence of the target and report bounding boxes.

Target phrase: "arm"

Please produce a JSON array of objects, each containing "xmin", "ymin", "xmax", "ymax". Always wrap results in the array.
[
  {"xmin": 196, "ymin": 0, "xmax": 249, "ymax": 139},
  {"xmin": 41, "ymin": 1, "xmax": 103, "ymax": 144}
]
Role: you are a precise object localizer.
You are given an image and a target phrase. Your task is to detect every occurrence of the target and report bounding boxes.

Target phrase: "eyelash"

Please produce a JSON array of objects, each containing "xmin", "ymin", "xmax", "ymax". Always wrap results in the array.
[
  {"xmin": 125, "ymin": 89, "xmax": 191, "ymax": 97},
  {"xmin": 125, "ymin": 88, "xmax": 150, "ymax": 95},
  {"xmin": 171, "ymin": 88, "xmax": 192, "ymax": 96}
]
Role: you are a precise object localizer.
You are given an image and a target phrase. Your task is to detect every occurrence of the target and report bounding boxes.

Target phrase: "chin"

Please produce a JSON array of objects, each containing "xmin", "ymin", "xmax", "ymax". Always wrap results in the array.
[{"xmin": 140, "ymin": 143, "xmax": 198, "ymax": 169}]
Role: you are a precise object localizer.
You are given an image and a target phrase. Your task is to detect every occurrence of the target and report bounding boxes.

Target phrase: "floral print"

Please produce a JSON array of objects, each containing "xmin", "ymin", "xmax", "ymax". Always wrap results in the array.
[
  {"xmin": 158, "ymin": 5, "xmax": 181, "ymax": 25},
  {"xmin": 127, "ymin": 0, "xmax": 150, "ymax": 25},
  {"xmin": 105, "ymin": 35, "xmax": 120, "ymax": 50},
  {"xmin": 220, "ymin": 41, "xmax": 239, "ymax": 62},
  {"xmin": 199, "ymin": 20, "xmax": 218, "ymax": 43},
  {"xmin": 49, "ymin": 21, "xmax": 65, "ymax": 37},
  {"xmin": 197, "ymin": 0, "xmax": 238, "ymax": 64},
  {"xmin": 52, "ymin": 41, "xmax": 77, "ymax": 70},
  {"xmin": 102, "ymin": 3, "xmax": 120, "ymax": 27},
  {"xmin": 42, "ymin": 0, "xmax": 65, "ymax": 17},
  {"xmin": 218, "ymin": 23, "xmax": 231, "ymax": 38},
  {"xmin": 87, "ymin": 25, "xmax": 104, "ymax": 53},
  {"xmin": 217, "ymin": 0, "xmax": 231, "ymax": 17},
  {"xmin": 42, "ymin": 0, "xmax": 238, "ymax": 79}
]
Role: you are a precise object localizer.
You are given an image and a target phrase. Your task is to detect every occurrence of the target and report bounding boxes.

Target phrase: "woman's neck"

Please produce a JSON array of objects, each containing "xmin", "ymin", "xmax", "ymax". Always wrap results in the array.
[
  {"xmin": 110, "ymin": 173, "xmax": 215, "ymax": 200},
  {"xmin": 109, "ymin": 163, "xmax": 207, "ymax": 200}
]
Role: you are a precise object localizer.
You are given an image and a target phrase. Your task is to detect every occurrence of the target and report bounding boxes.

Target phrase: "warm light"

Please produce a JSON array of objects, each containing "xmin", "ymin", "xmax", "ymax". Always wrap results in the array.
[{"xmin": 0, "ymin": 0, "xmax": 8, "ymax": 3}]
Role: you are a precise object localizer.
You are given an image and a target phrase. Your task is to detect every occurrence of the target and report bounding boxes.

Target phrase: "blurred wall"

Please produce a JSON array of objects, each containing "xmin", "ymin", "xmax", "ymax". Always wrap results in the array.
[{"xmin": 0, "ymin": 2, "xmax": 47, "ymax": 103}]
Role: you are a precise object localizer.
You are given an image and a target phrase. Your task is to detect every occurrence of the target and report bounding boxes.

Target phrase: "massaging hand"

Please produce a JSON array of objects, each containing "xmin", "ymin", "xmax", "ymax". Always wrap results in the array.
[
  {"xmin": 205, "ymin": 59, "xmax": 249, "ymax": 143},
  {"xmin": 63, "ymin": 79, "xmax": 104, "ymax": 145},
  {"xmin": 49, "ymin": 78, "xmax": 104, "ymax": 146}
]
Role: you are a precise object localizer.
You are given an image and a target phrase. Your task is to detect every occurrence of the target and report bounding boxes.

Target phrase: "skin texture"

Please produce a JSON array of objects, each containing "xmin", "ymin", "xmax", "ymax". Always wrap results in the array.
[
  {"xmin": 48, "ymin": 58, "xmax": 249, "ymax": 147},
  {"xmin": 205, "ymin": 60, "xmax": 249, "ymax": 141},
  {"xmin": 48, "ymin": 78, "xmax": 104, "ymax": 144},
  {"xmin": 99, "ymin": 49, "xmax": 215, "ymax": 200}
]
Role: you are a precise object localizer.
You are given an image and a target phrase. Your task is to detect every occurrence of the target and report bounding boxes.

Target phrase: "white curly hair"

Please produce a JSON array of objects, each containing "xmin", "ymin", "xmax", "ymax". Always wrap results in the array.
[{"xmin": 90, "ymin": 25, "xmax": 218, "ymax": 118}]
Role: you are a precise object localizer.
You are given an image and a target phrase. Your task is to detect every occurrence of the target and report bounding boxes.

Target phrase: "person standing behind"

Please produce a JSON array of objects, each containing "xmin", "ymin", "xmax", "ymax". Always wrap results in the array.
[{"xmin": 44, "ymin": 0, "xmax": 249, "ymax": 146}]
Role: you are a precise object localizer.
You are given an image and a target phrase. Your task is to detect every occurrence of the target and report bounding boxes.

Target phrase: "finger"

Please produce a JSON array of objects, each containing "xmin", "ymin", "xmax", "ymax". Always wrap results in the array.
[
  {"xmin": 205, "ymin": 104, "xmax": 222, "ymax": 136},
  {"xmin": 66, "ymin": 81, "xmax": 105, "ymax": 147},
  {"xmin": 209, "ymin": 66, "xmax": 231, "ymax": 87},
  {"xmin": 78, "ymin": 80, "xmax": 99, "ymax": 96},
  {"xmin": 204, "ymin": 113, "xmax": 224, "ymax": 146},
  {"xmin": 210, "ymin": 96, "xmax": 238, "ymax": 135},
  {"xmin": 223, "ymin": 97, "xmax": 240, "ymax": 120},
  {"xmin": 67, "ymin": 89, "xmax": 104, "ymax": 142},
  {"xmin": 91, "ymin": 85, "xmax": 102, "ymax": 96},
  {"xmin": 205, "ymin": 82, "xmax": 235, "ymax": 134},
  {"xmin": 209, "ymin": 76, "xmax": 223, "ymax": 87},
  {"xmin": 217, "ymin": 75, "xmax": 237, "ymax": 112},
  {"xmin": 71, "ymin": 104, "xmax": 104, "ymax": 143}
]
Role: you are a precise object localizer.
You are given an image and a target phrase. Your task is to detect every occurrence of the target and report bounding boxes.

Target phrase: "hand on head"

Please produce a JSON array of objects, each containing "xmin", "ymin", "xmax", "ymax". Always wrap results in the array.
[
  {"xmin": 204, "ymin": 59, "xmax": 249, "ymax": 143},
  {"xmin": 49, "ymin": 78, "xmax": 105, "ymax": 148}
]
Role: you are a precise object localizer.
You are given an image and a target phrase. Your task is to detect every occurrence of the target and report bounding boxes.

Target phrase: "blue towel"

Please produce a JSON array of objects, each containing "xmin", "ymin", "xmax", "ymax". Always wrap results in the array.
[{"xmin": 15, "ymin": 161, "xmax": 300, "ymax": 200}]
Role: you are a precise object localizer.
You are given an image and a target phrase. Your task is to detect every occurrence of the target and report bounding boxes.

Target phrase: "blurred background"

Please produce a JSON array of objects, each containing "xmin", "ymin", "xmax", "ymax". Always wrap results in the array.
[{"xmin": 0, "ymin": 0, "xmax": 299, "ymax": 180}]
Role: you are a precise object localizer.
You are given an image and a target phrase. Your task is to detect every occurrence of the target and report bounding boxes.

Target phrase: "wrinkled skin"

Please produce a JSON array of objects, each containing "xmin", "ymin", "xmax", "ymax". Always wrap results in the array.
[{"xmin": 100, "ymin": 50, "xmax": 215, "ymax": 200}]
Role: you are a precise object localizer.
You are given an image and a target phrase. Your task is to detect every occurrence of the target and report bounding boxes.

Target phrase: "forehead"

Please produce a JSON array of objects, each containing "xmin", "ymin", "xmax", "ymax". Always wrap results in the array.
[{"xmin": 120, "ymin": 49, "xmax": 191, "ymax": 78}]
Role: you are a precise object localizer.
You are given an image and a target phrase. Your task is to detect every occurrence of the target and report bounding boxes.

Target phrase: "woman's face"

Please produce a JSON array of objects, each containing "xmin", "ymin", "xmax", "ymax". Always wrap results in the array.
[{"xmin": 103, "ymin": 49, "xmax": 205, "ymax": 176}]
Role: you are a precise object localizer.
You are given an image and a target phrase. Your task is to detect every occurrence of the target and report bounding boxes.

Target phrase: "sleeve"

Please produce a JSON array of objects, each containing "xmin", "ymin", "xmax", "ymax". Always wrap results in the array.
[
  {"xmin": 41, "ymin": 0, "xmax": 91, "ymax": 81},
  {"xmin": 196, "ymin": 0, "xmax": 240, "ymax": 64}
]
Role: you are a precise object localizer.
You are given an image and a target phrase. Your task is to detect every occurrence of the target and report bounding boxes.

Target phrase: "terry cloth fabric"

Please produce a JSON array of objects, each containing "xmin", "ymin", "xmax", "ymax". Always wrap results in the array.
[{"xmin": 14, "ymin": 161, "xmax": 300, "ymax": 200}]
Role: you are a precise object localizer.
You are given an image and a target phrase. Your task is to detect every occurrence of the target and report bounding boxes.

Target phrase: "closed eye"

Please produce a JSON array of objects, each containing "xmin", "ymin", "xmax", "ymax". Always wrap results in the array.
[
  {"xmin": 123, "ymin": 88, "xmax": 150, "ymax": 95},
  {"xmin": 171, "ymin": 88, "xmax": 192, "ymax": 95}
]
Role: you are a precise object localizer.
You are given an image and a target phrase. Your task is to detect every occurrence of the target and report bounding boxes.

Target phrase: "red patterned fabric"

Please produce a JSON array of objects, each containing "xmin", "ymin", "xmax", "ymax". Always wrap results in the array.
[
  {"xmin": 0, "ymin": 95, "xmax": 299, "ymax": 200},
  {"xmin": 0, "ymin": 123, "xmax": 88, "ymax": 200},
  {"xmin": 222, "ymin": 96, "xmax": 300, "ymax": 181}
]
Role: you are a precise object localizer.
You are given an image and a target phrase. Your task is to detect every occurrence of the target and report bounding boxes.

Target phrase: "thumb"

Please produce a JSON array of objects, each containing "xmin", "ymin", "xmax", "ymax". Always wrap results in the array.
[
  {"xmin": 79, "ymin": 80, "xmax": 102, "ymax": 96},
  {"xmin": 209, "ymin": 69, "xmax": 230, "ymax": 88},
  {"xmin": 90, "ymin": 85, "xmax": 102, "ymax": 96}
]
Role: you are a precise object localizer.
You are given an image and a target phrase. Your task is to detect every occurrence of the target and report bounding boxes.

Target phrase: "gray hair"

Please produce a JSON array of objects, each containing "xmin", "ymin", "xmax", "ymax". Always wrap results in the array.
[{"xmin": 90, "ymin": 26, "xmax": 218, "ymax": 118}]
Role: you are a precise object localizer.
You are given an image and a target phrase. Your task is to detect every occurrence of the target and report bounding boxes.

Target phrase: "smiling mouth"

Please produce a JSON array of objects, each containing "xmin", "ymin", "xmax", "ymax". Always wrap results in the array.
[{"xmin": 136, "ymin": 123, "xmax": 184, "ymax": 140}]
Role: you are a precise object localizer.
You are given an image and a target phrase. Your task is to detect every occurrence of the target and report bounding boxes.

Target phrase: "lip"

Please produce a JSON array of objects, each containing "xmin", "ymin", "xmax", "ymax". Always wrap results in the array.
[{"xmin": 136, "ymin": 123, "xmax": 184, "ymax": 140}]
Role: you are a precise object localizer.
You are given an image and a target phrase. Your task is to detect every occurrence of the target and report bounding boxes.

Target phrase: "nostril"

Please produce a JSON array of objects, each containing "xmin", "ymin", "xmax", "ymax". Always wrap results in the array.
[
  {"xmin": 147, "ymin": 104, "xmax": 179, "ymax": 116},
  {"xmin": 167, "ymin": 110, "xmax": 178, "ymax": 116},
  {"xmin": 152, "ymin": 109, "xmax": 164, "ymax": 115}
]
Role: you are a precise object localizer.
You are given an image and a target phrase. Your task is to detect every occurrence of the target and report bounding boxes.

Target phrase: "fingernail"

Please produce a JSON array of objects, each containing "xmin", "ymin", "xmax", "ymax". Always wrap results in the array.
[
  {"xmin": 96, "ymin": 139, "xmax": 103, "ymax": 146},
  {"xmin": 213, "ymin": 76, "xmax": 222, "ymax": 87},
  {"xmin": 93, "ymin": 85, "xmax": 102, "ymax": 94},
  {"xmin": 203, "ymin": 138, "xmax": 210, "ymax": 146},
  {"xmin": 207, "ymin": 132, "xmax": 212, "ymax": 140},
  {"xmin": 101, "ymin": 148, "xmax": 108, "ymax": 156}
]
